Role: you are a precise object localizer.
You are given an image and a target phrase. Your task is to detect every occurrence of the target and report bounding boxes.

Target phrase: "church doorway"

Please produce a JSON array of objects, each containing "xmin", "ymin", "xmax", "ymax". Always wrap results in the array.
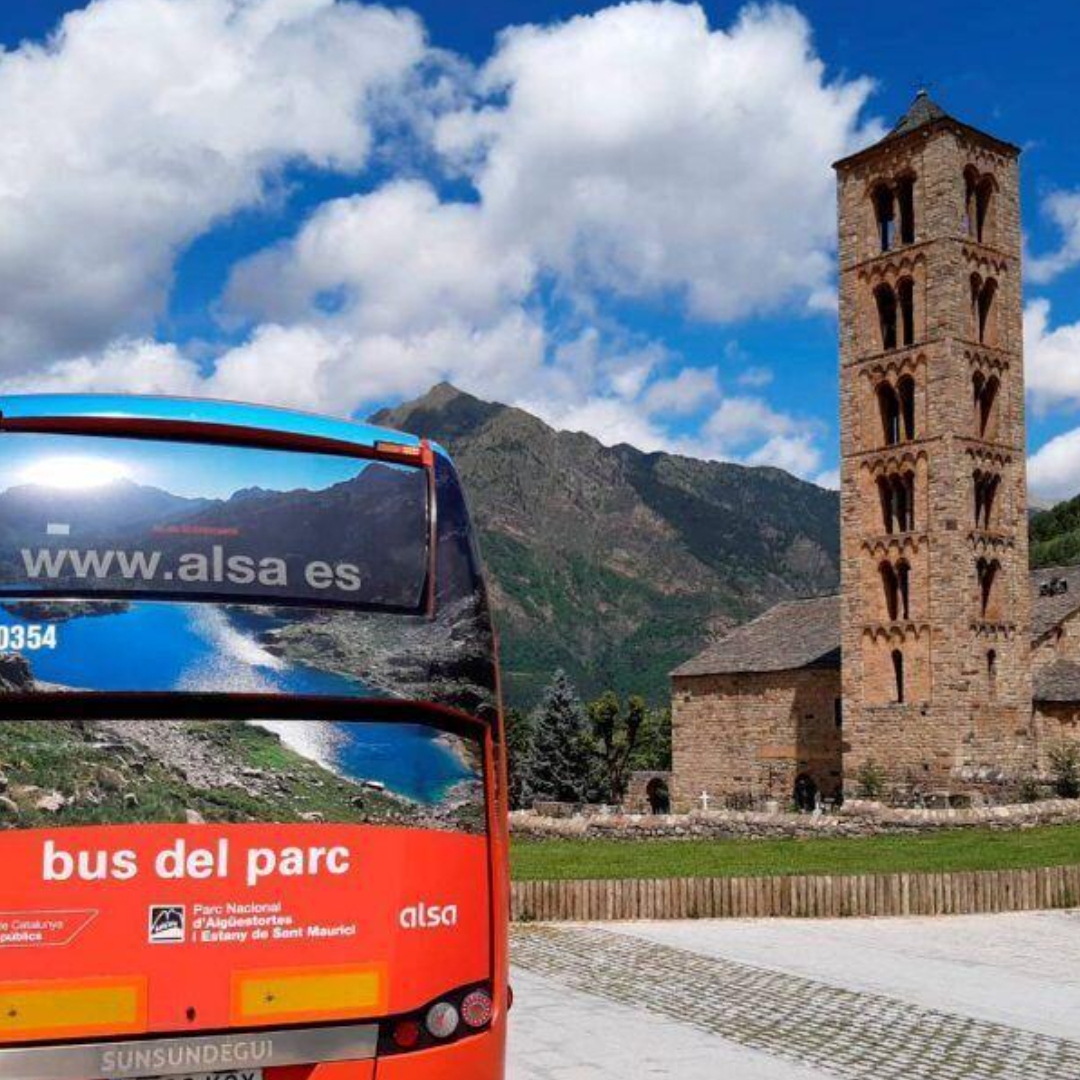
[
  {"xmin": 794, "ymin": 773, "xmax": 818, "ymax": 812},
  {"xmin": 646, "ymin": 777, "xmax": 671, "ymax": 815}
]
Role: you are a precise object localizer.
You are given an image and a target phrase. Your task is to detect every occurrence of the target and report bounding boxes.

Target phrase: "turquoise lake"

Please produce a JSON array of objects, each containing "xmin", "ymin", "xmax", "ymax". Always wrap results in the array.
[{"xmin": 0, "ymin": 603, "xmax": 471, "ymax": 802}]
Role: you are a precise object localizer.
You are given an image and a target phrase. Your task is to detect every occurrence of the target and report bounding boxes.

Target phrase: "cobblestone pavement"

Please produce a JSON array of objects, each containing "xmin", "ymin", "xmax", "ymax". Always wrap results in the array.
[
  {"xmin": 508, "ymin": 965, "xmax": 830, "ymax": 1080},
  {"xmin": 511, "ymin": 922, "xmax": 1080, "ymax": 1079}
]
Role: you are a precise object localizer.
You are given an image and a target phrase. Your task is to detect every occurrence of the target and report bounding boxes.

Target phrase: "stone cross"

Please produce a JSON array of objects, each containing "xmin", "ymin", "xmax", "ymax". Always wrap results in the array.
[{"xmin": 698, "ymin": 790, "xmax": 712, "ymax": 812}]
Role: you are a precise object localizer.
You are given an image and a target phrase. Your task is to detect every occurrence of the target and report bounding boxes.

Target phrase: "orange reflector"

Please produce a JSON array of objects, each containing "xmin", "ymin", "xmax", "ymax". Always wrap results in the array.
[
  {"xmin": 232, "ymin": 964, "xmax": 387, "ymax": 1025},
  {"xmin": 0, "ymin": 977, "xmax": 146, "ymax": 1041},
  {"xmin": 375, "ymin": 441, "xmax": 422, "ymax": 458}
]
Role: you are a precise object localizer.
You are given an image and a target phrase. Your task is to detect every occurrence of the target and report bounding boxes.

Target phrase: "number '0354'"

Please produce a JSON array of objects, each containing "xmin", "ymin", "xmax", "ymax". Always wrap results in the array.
[{"xmin": 0, "ymin": 624, "xmax": 58, "ymax": 651}]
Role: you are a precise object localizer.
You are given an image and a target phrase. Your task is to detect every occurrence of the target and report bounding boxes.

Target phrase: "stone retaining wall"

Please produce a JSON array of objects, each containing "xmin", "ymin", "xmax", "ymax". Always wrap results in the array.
[{"xmin": 510, "ymin": 797, "xmax": 1080, "ymax": 840}]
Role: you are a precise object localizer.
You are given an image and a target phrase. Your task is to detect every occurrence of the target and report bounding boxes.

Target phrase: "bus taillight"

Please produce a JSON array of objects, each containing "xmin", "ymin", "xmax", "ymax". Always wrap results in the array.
[
  {"xmin": 378, "ymin": 983, "xmax": 493, "ymax": 1056},
  {"xmin": 425, "ymin": 1001, "xmax": 460, "ymax": 1040},
  {"xmin": 391, "ymin": 1019, "xmax": 422, "ymax": 1050},
  {"xmin": 461, "ymin": 988, "xmax": 494, "ymax": 1029}
]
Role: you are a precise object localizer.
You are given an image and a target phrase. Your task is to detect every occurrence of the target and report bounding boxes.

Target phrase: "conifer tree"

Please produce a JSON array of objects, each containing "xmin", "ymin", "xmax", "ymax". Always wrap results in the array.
[
  {"xmin": 525, "ymin": 670, "xmax": 592, "ymax": 803},
  {"xmin": 505, "ymin": 707, "xmax": 535, "ymax": 810}
]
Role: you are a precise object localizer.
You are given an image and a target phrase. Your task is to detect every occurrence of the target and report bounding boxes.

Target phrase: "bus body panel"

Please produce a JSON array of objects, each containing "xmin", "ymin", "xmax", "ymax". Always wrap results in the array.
[{"xmin": 0, "ymin": 821, "xmax": 491, "ymax": 1041}]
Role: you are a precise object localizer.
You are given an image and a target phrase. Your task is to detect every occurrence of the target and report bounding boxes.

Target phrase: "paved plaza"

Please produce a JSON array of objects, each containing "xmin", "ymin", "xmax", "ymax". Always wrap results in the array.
[{"xmin": 508, "ymin": 911, "xmax": 1080, "ymax": 1079}]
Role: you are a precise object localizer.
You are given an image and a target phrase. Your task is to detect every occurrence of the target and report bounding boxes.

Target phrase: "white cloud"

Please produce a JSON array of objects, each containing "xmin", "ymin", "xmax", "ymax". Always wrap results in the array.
[
  {"xmin": 640, "ymin": 366, "xmax": 722, "ymax": 415},
  {"xmin": 1029, "ymin": 427, "xmax": 1080, "ymax": 502},
  {"xmin": 705, "ymin": 394, "xmax": 799, "ymax": 445},
  {"xmin": 436, "ymin": 1, "xmax": 878, "ymax": 321},
  {"xmin": 0, "ymin": 1, "xmax": 866, "ymax": 487},
  {"xmin": 737, "ymin": 365, "xmax": 774, "ymax": 388},
  {"xmin": 1028, "ymin": 190, "xmax": 1080, "ymax": 283},
  {"xmin": 1017, "ymin": 298, "xmax": 1080, "ymax": 501},
  {"xmin": 1024, "ymin": 299, "xmax": 1080, "ymax": 413},
  {"xmin": 815, "ymin": 467, "xmax": 840, "ymax": 490},
  {"xmin": 0, "ymin": 338, "xmax": 201, "ymax": 395},
  {"xmin": 208, "ymin": 1, "xmax": 865, "ymax": 474},
  {"xmin": 225, "ymin": 180, "xmax": 535, "ymax": 336},
  {"xmin": 0, "ymin": 0, "xmax": 424, "ymax": 368},
  {"xmin": 745, "ymin": 433, "xmax": 822, "ymax": 477},
  {"xmin": 527, "ymin": 396, "xmax": 672, "ymax": 452},
  {"xmin": 207, "ymin": 312, "xmax": 548, "ymax": 416}
]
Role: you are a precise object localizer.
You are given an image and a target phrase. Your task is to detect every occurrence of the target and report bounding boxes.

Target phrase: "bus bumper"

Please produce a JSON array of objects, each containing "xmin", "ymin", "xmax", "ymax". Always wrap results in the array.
[
  {"xmin": 374, "ymin": 1025, "xmax": 506, "ymax": 1079},
  {"xmin": 273, "ymin": 1065, "xmax": 375, "ymax": 1080},
  {"xmin": 269, "ymin": 1024, "xmax": 505, "ymax": 1080}
]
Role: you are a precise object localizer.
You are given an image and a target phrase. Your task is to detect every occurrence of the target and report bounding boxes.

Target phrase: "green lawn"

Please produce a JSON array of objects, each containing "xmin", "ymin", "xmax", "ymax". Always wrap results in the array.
[{"xmin": 510, "ymin": 824, "xmax": 1080, "ymax": 881}]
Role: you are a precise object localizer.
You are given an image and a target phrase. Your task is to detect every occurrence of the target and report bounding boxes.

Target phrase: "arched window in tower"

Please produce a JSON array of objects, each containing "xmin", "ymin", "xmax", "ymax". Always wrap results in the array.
[
  {"xmin": 877, "ymin": 381, "xmax": 901, "ymax": 444},
  {"xmin": 975, "ymin": 175, "xmax": 994, "ymax": 244},
  {"xmin": 880, "ymin": 561, "xmax": 900, "ymax": 622},
  {"xmin": 873, "ymin": 184, "xmax": 896, "ymax": 252},
  {"xmin": 964, "ymin": 167, "xmax": 980, "ymax": 237},
  {"xmin": 898, "ymin": 375, "xmax": 916, "ymax": 439},
  {"xmin": 875, "ymin": 284, "xmax": 897, "ymax": 350},
  {"xmin": 877, "ymin": 476, "xmax": 892, "ymax": 532},
  {"xmin": 975, "ymin": 471, "xmax": 1001, "ymax": 530},
  {"xmin": 970, "ymin": 273, "xmax": 983, "ymax": 339},
  {"xmin": 878, "ymin": 473, "xmax": 916, "ymax": 533},
  {"xmin": 897, "ymin": 560, "xmax": 911, "ymax": 620},
  {"xmin": 988, "ymin": 474, "xmax": 1001, "ymax": 528},
  {"xmin": 977, "ymin": 557, "xmax": 1001, "ymax": 619},
  {"xmin": 902, "ymin": 471, "xmax": 916, "ymax": 530},
  {"xmin": 898, "ymin": 277, "xmax": 915, "ymax": 347},
  {"xmin": 897, "ymin": 175, "xmax": 916, "ymax": 245},
  {"xmin": 973, "ymin": 471, "xmax": 1001, "ymax": 529},
  {"xmin": 977, "ymin": 278, "xmax": 998, "ymax": 345},
  {"xmin": 891, "ymin": 478, "xmax": 906, "ymax": 532},
  {"xmin": 976, "ymin": 374, "xmax": 1001, "ymax": 438},
  {"xmin": 987, "ymin": 649, "xmax": 998, "ymax": 698},
  {"xmin": 891, "ymin": 648, "xmax": 905, "ymax": 704}
]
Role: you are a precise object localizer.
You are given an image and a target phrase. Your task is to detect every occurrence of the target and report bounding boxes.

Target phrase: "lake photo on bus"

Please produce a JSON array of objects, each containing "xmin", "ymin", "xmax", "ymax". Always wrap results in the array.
[{"xmin": 0, "ymin": 719, "xmax": 486, "ymax": 834}]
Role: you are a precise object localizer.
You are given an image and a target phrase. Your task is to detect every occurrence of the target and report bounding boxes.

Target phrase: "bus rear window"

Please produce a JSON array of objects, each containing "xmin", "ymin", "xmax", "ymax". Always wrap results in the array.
[
  {"xmin": 0, "ymin": 433, "xmax": 429, "ymax": 610},
  {"xmin": 0, "ymin": 717, "xmax": 485, "ymax": 834}
]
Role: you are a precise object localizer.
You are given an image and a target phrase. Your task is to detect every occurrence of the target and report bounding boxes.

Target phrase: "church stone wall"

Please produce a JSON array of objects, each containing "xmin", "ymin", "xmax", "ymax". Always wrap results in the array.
[{"xmin": 671, "ymin": 669, "xmax": 842, "ymax": 811}]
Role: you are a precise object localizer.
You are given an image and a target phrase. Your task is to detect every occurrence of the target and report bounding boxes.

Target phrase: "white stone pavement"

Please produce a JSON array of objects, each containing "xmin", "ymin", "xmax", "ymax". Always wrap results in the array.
[{"xmin": 508, "ymin": 910, "xmax": 1080, "ymax": 1079}]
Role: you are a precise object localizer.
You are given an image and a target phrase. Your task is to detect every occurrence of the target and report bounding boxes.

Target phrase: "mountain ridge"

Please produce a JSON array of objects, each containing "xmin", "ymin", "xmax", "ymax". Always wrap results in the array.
[{"xmin": 372, "ymin": 383, "xmax": 841, "ymax": 705}]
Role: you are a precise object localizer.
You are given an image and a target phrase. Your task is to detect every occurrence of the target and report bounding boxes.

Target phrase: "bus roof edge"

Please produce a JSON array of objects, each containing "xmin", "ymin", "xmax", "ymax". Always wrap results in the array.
[{"xmin": 0, "ymin": 393, "xmax": 431, "ymax": 456}]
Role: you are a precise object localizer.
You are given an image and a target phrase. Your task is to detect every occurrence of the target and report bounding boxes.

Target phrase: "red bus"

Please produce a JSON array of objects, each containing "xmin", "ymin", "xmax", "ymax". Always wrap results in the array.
[{"xmin": 0, "ymin": 394, "xmax": 509, "ymax": 1080}]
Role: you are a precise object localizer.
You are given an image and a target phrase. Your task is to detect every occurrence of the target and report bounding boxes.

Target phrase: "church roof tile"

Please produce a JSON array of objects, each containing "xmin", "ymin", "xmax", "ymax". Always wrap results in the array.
[
  {"xmin": 674, "ymin": 566, "xmax": 1080, "ymax": 679},
  {"xmin": 671, "ymin": 594, "xmax": 841, "ymax": 677}
]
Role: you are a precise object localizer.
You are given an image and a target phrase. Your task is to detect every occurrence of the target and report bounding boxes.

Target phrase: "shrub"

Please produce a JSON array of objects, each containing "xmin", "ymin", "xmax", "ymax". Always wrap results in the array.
[
  {"xmin": 1048, "ymin": 743, "xmax": 1080, "ymax": 799},
  {"xmin": 855, "ymin": 759, "xmax": 887, "ymax": 800},
  {"xmin": 1017, "ymin": 775, "xmax": 1043, "ymax": 804}
]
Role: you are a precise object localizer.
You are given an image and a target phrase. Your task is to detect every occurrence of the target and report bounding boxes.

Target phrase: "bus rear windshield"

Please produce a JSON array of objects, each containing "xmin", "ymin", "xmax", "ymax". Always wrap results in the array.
[
  {"xmin": 0, "ymin": 432, "xmax": 429, "ymax": 610},
  {"xmin": 0, "ymin": 717, "xmax": 486, "ymax": 834}
]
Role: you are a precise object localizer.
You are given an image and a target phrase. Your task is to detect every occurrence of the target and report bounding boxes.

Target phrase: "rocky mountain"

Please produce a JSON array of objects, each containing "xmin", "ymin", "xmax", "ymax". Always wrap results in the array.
[
  {"xmin": 372, "ymin": 384, "xmax": 840, "ymax": 706},
  {"xmin": 0, "ymin": 479, "xmax": 206, "ymax": 541}
]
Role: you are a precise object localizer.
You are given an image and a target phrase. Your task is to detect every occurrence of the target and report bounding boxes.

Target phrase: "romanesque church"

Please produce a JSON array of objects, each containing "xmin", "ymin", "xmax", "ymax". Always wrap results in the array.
[{"xmin": 671, "ymin": 92, "xmax": 1080, "ymax": 809}]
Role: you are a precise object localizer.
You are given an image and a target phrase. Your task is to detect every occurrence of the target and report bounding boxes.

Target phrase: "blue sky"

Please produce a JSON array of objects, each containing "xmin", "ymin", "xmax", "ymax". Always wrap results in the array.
[
  {"xmin": 1, "ymin": 0, "xmax": 1079, "ymax": 497},
  {"xmin": 0, "ymin": 432, "xmax": 386, "ymax": 499}
]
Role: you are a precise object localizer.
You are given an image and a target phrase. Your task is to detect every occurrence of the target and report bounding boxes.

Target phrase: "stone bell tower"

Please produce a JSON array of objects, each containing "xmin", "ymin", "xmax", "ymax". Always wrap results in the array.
[{"xmin": 834, "ymin": 91, "xmax": 1033, "ymax": 799}]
